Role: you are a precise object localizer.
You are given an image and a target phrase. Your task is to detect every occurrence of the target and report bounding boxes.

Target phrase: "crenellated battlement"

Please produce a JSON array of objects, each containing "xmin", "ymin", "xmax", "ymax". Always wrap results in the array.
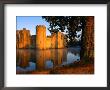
[
  {"xmin": 21, "ymin": 28, "xmax": 30, "ymax": 32},
  {"xmin": 16, "ymin": 25, "xmax": 66, "ymax": 49},
  {"xmin": 36, "ymin": 25, "xmax": 46, "ymax": 30}
]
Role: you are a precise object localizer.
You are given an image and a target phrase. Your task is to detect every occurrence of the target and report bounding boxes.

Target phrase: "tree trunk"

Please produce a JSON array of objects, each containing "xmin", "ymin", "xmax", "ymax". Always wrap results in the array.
[{"xmin": 81, "ymin": 16, "xmax": 94, "ymax": 61}]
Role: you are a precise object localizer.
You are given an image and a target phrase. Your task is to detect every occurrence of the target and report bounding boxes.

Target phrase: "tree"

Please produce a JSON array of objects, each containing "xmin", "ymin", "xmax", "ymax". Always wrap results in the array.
[
  {"xmin": 42, "ymin": 16, "xmax": 94, "ymax": 61},
  {"xmin": 80, "ymin": 16, "xmax": 94, "ymax": 61},
  {"xmin": 42, "ymin": 16, "xmax": 86, "ymax": 46}
]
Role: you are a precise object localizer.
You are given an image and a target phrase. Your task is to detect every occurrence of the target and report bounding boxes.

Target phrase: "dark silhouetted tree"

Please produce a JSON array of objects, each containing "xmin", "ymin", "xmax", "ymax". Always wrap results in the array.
[
  {"xmin": 42, "ymin": 16, "xmax": 94, "ymax": 61},
  {"xmin": 42, "ymin": 16, "xmax": 86, "ymax": 46}
]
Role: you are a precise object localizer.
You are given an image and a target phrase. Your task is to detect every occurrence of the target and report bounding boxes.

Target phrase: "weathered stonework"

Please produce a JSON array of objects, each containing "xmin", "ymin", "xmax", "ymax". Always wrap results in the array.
[
  {"xmin": 57, "ymin": 32, "xmax": 65, "ymax": 48},
  {"xmin": 31, "ymin": 35, "xmax": 36, "ymax": 48},
  {"xmin": 16, "ymin": 28, "xmax": 31, "ymax": 49},
  {"xmin": 51, "ymin": 33, "xmax": 57, "ymax": 48},
  {"xmin": 46, "ymin": 36, "xmax": 52, "ymax": 49},
  {"xmin": 36, "ymin": 25, "xmax": 66, "ymax": 49},
  {"xmin": 16, "ymin": 25, "xmax": 66, "ymax": 49},
  {"xmin": 36, "ymin": 25, "xmax": 46, "ymax": 49}
]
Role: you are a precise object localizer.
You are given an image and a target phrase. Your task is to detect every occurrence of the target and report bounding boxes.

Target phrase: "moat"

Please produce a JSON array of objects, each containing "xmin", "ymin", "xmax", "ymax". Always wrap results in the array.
[{"xmin": 16, "ymin": 47, "xmax": 80, "ymax": 74}]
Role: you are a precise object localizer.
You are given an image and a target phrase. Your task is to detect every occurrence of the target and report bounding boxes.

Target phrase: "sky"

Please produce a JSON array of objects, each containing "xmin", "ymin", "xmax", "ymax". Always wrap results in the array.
[
  {"xmin": 16, "ymin": 16, "xmax": 81, "ymax": 41},
  {"xmin": 16, "ymin": 16, "xmax": 51, "ymax": 36}
]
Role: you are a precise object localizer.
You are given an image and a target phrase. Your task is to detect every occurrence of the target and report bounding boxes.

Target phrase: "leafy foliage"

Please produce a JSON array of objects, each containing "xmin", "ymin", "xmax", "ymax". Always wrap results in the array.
[{"xmin": 42, "ymin": 16, "xmax": 87, "ymax": 46}]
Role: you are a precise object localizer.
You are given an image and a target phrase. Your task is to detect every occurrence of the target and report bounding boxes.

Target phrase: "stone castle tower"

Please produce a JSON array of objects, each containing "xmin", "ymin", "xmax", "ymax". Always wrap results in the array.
[
  {"xmin": 36, "ymin": 25, "xmax": 46, "ymax": 49},
  {"xmin": 36, "ymin": 25, "xmax": 66, "ymax": 49},
  {"xmin": 16, "ymin": 28, "xmax": 31, "ymax": 49},
  {"xmin": 16, "ymin": 25, "xmax": 67, "ymax": 49}
]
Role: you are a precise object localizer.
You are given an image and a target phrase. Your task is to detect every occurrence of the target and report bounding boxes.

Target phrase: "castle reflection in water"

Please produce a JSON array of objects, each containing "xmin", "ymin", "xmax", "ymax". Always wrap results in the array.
[{"xmin": 16, "ymin": 47, "xmax": 80, "ymax": 74}]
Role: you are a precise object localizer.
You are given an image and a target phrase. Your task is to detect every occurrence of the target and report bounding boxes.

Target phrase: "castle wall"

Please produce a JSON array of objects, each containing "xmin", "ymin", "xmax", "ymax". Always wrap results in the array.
[
  {"xmin": 46, "ymin": 36, "xmax": 51, "ymax": 49},
  {"xmin": 50, "ymin": 32, "xmax": 66, "ymax": 49},
  {"xmin": 16, "ymin": 28, "xmax": 31, "ymax": 49},
  {"xmin": 31, "ymin": 35, "xmax": 36, "ymax": 48},
  {"xmin": 57, "ymin": 32, "xmax": 64, "ymax": 48},
  {"xmin": 16, "ymin": 25, "xmax": 67, "ymax": 49},
  {"xmin": 36, "ymin": 25, "xmax": 46, "ymax": 49},
  {"xmin": 51, "ymin": 33, "xmax": 57, "ymax": 49}
]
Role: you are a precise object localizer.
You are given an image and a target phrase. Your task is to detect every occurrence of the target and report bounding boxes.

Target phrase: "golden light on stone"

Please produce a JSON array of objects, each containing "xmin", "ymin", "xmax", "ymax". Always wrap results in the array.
[{"xmin": 16, "ymin": 25, "xmax": 67, "ymax": 49}]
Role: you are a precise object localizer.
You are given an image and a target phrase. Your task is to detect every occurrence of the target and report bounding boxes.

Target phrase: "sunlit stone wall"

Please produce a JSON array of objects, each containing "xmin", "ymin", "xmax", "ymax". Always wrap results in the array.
[
  {"xmin": 46, "ymin": 36, "xmax": 52, "ymax": 49},
  {"xmin": 57, "ymin": 32, "xmax": 65, "ymax": 48},
  {"xmin": 16, "ymin": 25, "xmax": 67, "ymax": 49},
  {"xmin": 16, "ymin": 28, "xmax": 31, "ymax": 49},
  {"xmin": 36, "ymin": 25, "xmax": 46, "ymax": 49},
  {"xmin": 51, "ymin": 33, "xmax": 57, "ymax": 49}
]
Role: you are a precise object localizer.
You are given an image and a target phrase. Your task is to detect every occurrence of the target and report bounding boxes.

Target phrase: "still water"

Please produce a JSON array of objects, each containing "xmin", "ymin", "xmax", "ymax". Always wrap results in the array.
[{"xmin": 16, "ymin": 47, "xmax": 80, "ymax": 74}]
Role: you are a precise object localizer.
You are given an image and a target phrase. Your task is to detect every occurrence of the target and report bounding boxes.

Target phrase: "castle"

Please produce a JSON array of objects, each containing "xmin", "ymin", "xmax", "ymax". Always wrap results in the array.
[
  {"xmin": 16, "ymin": 28, "xmax": 31, "ymax": 49},
  {"xmin": 16, "ymin": 25, "xmax": 67, "ymax": 49}
]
